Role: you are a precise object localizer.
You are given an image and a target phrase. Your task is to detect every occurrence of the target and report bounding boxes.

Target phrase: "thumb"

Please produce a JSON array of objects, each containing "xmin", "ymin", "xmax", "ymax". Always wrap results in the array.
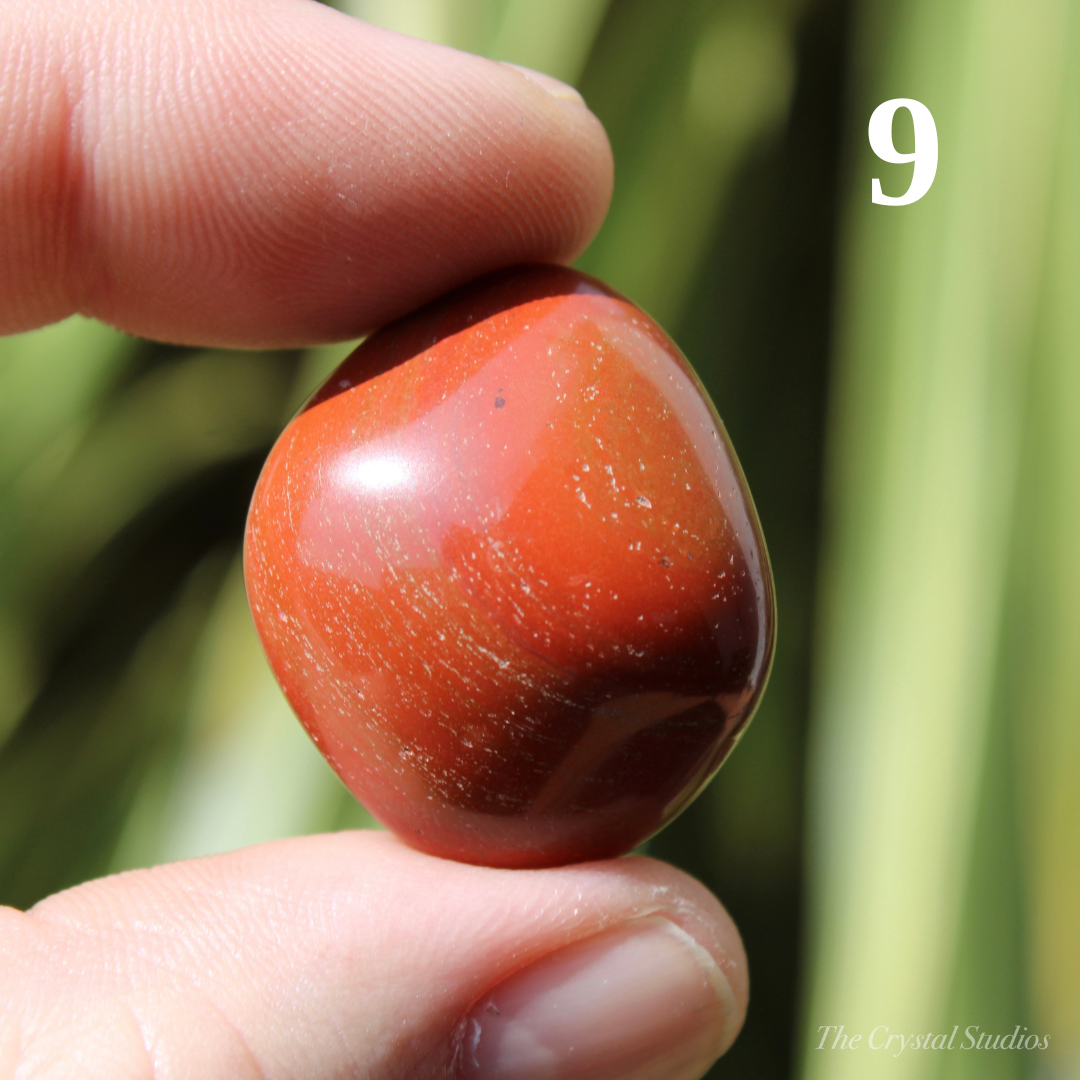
[{"xmin": 5, "ymin": 832, "xmax": 747, "ymax": 1080}]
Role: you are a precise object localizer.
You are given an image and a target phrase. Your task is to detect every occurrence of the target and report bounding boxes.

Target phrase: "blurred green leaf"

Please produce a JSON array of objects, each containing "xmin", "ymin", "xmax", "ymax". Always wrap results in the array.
[
  {"xmin": 0, "ymin": 554, "xmax": 226, "ymax": 908},
  {"xmin": 577, "ymin": 0, "xmax": 798, "ymax": 328},
  {"xmin": 0, "ymin": 317, "xmax": 135, "ymax": 492},
  {"xmin": 111, "ymin": 556, "xmax": 374, "ymax": 874},
  {"xmin": 488, "ymin": 0, "xmax": 610, "ymax": 84},
  {"xmin": 337, "ymin": 0, "xmax": 609, "ymax": 81},
  {"xmin": 802, "ymin": 1, "xmax": 1071, "ymax": 1076},
  {"xmin": 5, "ymin": 350, "xmax": 291, "ymax": 613},
  {"xmin": 1004, "ymin": 38, "xmax": 1080, "ymax": 1072},
  {"xmin": 337, "ymin": 0, "xmax": 497, "ymax": 51},
  {"xmin": 0, "ymin": 318, "xmax": 136, "ymax": 743}
]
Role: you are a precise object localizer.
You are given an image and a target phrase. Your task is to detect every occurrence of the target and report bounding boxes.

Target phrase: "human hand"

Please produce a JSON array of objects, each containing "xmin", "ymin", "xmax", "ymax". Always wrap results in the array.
[
  {"xmin": 4, "ymin": 834, "xmax": 746, "ymax": 1078},
  {"xmin": 0, "ymin": 2, "xmax": 748, "ymax": 1077}
]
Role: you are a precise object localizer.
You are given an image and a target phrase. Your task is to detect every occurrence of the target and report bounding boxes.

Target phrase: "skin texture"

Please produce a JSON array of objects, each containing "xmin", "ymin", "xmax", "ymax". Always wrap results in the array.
[
  {"xmin": 0, "ymin": 0, "xmax": 611, "ymax": 344},
  {"xmin": 2, "ymin": 834, "xmax": 748, "ymax": 1079},
  {"xmin": 246, "ymin": 266, "xmax": 775, "ymax": 868},
  {"xmin": 0, "ymin": 1, "xmax": 749, "ymax": 1076}
]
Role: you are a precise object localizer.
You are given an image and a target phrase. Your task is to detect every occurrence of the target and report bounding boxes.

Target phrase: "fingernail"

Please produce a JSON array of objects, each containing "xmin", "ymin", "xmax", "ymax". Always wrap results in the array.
[
  {"xmin": 454, "ymin": 917, "xmax": 738, "ymax": 1080},
  {"xmin": 500, "ymin": 61, "xmax": 585, "ymax": 105}
]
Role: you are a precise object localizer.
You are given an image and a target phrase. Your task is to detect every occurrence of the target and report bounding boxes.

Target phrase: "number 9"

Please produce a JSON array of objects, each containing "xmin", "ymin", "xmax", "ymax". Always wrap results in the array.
[{"xmin": 869, "ymin": 98, "xmax": 938, "ymax": 206}]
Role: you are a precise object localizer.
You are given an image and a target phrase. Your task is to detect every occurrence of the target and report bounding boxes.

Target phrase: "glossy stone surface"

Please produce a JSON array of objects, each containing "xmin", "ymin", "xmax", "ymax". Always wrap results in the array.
[{"xmin": 244, "ymin": 265, "xmax": 774, "ymax": 868}]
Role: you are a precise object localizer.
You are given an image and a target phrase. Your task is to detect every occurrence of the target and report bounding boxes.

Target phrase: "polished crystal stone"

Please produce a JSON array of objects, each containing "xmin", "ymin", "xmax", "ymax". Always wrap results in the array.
[{"xmin": 244, "ymin": 265, "xmax": 775, "ymax": 868}]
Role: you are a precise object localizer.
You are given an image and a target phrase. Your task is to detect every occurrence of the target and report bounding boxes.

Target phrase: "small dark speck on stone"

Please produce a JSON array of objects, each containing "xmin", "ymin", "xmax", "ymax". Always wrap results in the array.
[
  {"xmin": 659, "ymin": 555, "xmax": 672, "ymax": 568},
  {"xmin": 495, "ymin": 397, "xmax": 506, "ymax": 409},
  {"xmin": 486, "ymin": 1004, "xmax": 501, "ymax": 1016}
]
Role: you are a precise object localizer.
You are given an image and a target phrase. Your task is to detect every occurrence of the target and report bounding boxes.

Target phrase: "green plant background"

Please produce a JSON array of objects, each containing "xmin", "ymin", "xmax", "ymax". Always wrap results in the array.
[{"xmin": 1, "ymin": 2, "xmax": 1077, "ymax": 1078}]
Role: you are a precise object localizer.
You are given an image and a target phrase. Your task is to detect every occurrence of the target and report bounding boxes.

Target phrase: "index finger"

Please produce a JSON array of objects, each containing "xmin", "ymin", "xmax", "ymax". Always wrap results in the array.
[{"xmin": 0, "ymin": 0, "xmax": 612, "ymax": 346}]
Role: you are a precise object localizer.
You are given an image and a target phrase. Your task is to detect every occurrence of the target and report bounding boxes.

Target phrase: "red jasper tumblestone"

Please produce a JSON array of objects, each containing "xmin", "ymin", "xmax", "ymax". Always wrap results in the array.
[{"xmin": 244, "ymin": 265, "xmax": 775, "ymax": 868}]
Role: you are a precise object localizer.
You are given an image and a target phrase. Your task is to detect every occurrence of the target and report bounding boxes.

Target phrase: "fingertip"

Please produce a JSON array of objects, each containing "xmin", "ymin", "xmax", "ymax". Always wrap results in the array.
[
  {"xmin": 454, "ymin": 915, "xmax": 741, "ymax": 1080},
  {"xmin": 0, "ymin": 0, "xmax": 614, "ymax": 345},
  {"xmin": 607, "ymin": 852, "xmax": 750, "ymax": 1032},
  {"xmin": 23, "ymin": 834, "xmax": 745, "ymax": 1078},
  {"xmin": 497, "ymin": 61, "xmax": 587, "ymax": 104}
]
